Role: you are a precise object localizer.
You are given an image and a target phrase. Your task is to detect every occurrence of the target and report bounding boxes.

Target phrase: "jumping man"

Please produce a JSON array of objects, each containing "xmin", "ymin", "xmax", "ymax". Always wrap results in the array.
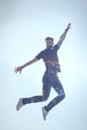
[{"xmin": 15, "ymin": 23, "xmax": 71, "ymax": 121}]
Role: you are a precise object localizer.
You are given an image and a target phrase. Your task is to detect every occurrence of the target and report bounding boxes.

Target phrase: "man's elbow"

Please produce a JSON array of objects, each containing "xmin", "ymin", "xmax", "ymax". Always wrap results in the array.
[{"xmin": 57, "ymin": 40, "xmax": 63, "ymax": 48}]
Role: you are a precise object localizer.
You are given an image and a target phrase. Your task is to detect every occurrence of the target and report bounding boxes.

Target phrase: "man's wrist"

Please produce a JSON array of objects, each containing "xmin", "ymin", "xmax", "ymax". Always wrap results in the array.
[
  {"xmin": 21, "ymin": 65, "xmax": 25, "ymax": 69},
  {"xmin": 65, "ymin": 28, "xmax": 68, "ymax": 32}
]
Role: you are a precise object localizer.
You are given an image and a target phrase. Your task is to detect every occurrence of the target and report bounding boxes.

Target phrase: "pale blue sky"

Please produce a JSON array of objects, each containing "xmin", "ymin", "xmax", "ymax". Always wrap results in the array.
[{"xmin": 0, "ymin": 0, "xmax": 87, "ymax": 130}]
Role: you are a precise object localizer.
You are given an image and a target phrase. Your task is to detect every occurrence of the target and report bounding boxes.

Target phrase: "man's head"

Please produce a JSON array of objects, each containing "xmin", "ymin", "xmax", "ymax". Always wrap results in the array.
[{"xmin": 45, "ymin": 37, "xmax": 54, "ymax": 49}]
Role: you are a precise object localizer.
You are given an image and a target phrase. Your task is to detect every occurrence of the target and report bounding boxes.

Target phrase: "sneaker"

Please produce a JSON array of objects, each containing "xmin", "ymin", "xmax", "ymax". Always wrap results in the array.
[
  {"xmin": 42, "ymin": 107, "xmax": 49, "ymax": 121},
  {"xmin": 16, "ymin": 98, "xmax": 24, "ymax": 111}
]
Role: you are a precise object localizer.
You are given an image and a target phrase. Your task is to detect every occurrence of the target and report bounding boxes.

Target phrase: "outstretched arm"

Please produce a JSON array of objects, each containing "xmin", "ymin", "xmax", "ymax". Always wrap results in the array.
[
  {"xmin": 15, "ymin": 57, "xmax": 38, "ymax": 74},
  {"xmin": 57, "ymin": 23, "xmax": 71, "ymax": 48}
]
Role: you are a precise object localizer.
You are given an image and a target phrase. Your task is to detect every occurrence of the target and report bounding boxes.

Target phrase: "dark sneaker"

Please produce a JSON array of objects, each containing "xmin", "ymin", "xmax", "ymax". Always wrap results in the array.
[
  {"xmin": 42, "ymin": 107, "xmax": 49, "ymax": 121},
  {"xmin": 16, "ymin": 98, "xmax": 24, "ymax": 111}
]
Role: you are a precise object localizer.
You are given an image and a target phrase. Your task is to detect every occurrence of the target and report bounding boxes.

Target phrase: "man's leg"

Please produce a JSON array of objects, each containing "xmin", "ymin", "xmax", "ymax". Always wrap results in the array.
[
  {"xmin": 16, "ymin": 74, "xmax": 52, "ymax": 111},
  {"xmin": 44, "ymin": 76, "xmax": 65, "ymax": 112}
]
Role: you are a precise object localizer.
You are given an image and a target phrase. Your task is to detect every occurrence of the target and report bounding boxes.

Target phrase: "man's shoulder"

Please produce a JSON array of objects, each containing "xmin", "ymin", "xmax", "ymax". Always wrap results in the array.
[
  {"xmin": 53, "ymin": 44, "xmax": 59, "ymax": 50},
  {"xmin": 41, "ymin": 48, "xmax": 47, "ymax": 53},
  {"xmin": 53, "ymin": 44, "xmax": 59, "ymax": 48}
]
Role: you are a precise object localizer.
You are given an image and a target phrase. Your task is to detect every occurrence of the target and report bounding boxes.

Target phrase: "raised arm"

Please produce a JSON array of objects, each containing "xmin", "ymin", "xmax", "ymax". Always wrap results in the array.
[
  {"xmin": 57, "ymin": 23, "xmax": 71, "ymax": 48},
  {"xmin": 15, "ymin": 57, "xmax": 38, "ymax": 74}
]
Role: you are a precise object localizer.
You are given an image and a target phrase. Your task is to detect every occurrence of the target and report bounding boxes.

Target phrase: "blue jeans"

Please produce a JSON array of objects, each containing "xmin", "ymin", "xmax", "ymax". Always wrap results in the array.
[{"xmin": 22, "ymin": 72, "xmax": 65, "ymax": 112}]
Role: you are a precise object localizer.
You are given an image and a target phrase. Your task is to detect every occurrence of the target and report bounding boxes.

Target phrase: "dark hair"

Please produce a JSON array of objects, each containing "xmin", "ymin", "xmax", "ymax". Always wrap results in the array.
[{"xmin": 45, "ymin": 37, "xmax": 54, "ymax": 42}]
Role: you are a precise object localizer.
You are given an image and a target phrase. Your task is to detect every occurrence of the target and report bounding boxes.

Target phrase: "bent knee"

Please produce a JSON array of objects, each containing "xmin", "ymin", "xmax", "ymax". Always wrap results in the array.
[
  {"xmin": 59, "ymin": 91, "xmax": 65, "ymax": 99},
  {"xmin": 42, "ymin": 95, "xmax": 49, "ymax": 101},
  {"xmin": 42, "ymin": 89, "xmax": 49, "ymax": 101},
  {"xmin": 63, "ymin": 92, "xmax": 65, "ymax": 99}
]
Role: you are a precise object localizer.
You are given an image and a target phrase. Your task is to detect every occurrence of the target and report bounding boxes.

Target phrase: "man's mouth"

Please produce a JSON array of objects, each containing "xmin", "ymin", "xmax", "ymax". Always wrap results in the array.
[{"xmin": 47, "ymin": 45, "xmax": 52, "ymax": 49}]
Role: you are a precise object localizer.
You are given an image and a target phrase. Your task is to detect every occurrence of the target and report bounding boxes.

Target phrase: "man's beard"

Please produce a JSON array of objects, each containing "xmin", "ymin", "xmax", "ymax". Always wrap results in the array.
[{"xmin": 47, "ymin": 45, "xmax": 53, "ymax": 49}]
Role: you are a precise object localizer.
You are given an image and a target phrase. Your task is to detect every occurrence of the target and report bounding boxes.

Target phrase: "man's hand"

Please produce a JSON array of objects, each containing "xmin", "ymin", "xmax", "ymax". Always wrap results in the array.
[
  {"xmin": 65, "ymin": 23, "xmax": 71, "ymax": 32},
  {"xmin": 15, "ymin": 66, "xmax": 24, "ymax": 74}
]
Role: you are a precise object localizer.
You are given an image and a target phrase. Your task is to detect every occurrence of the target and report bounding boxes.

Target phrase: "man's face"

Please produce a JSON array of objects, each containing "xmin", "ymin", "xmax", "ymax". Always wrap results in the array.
[{"xmin": 46, "ymin": 39, "xmax": 53, "ymax": 49}]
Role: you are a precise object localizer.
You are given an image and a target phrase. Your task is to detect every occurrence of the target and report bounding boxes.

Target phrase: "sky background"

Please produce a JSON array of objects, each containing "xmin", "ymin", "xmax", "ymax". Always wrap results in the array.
[{"xmin": 0, "ymin": 0, "xmax": 87, "ymax": 130}]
